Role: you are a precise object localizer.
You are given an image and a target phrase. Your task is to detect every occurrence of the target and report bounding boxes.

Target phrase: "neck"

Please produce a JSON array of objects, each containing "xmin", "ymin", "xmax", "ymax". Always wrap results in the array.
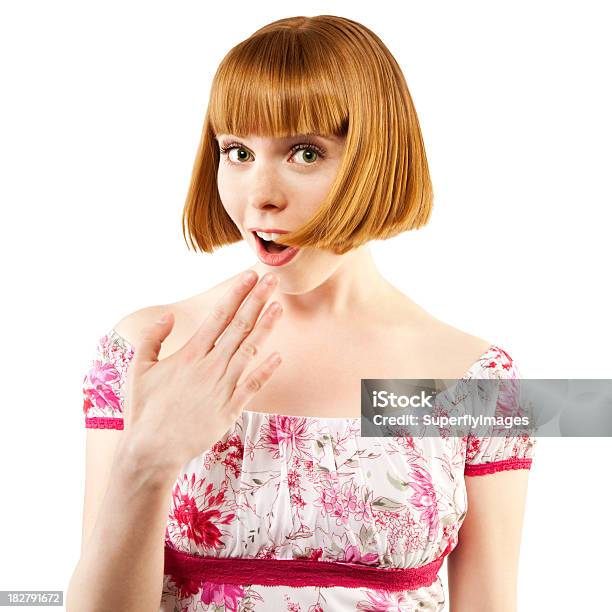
[{"xmin": 251, "ymin": 244, "xmax": 392, "ymax": 320}]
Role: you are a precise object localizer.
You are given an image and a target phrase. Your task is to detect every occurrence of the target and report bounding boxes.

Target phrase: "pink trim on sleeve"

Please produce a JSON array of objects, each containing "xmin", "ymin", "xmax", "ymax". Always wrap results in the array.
[
  {"xmin": 464, "ymin": 457, "xmax": 532, "ymax": 476},
  {"xmin": 85, "ymin": 417, "xmax": 124, "ymax": 430}
]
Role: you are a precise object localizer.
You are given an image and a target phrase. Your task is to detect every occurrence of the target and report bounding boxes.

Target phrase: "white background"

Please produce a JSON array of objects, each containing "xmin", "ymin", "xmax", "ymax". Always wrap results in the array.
[{"xmin": 1, "ymin": 1, "xmax": 610, "ymax": 610}]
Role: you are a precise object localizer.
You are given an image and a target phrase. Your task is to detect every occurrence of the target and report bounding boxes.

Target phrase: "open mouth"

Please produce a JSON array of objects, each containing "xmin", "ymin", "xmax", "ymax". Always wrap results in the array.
[{"xmin": 252, "ymin": 232, "xmax": 291, "ymax": 254}]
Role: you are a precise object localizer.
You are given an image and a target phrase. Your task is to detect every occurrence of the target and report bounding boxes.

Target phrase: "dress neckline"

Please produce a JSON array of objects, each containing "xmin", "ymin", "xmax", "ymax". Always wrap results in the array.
[{"xmin": 108, "ymin": 327, "xmax": 497, "ymax": 423}]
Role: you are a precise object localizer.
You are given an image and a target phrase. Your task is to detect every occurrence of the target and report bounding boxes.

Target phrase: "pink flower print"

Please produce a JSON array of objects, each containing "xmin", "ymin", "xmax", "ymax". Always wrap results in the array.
[
  {"xmin": 82, "ymin": 395, "xmax": 93, "ymax": 415},
  {"xmin": 408, "ymin": 465, "xmax": 439, "ymax": 541},
  {"xmin": 171, "ymin": 493, "xmax": 222, "ymax": 550},
  {"xmin": 315, "ymin": 478, "xmax": 361, "ymax": 526},
  {"xmin": 287, "ymin": 465, "xmax": 305, "ymax": 509},
  {"xmin": 284, "ymin": 598, "xmax": 301, "ymax": 612},
  {"xmin": 260, "ymin": 415, "xmax": 316, "ymax": 461},
  {"xmin": 293, "ymin": 546, "xmax": 323, "ymax": 561},
  {"xmin": 82, "ymin": 360, "xmax": 121, "ymax": 415},
  {"xmin": 208, "ymin": 434, "xmax": 244, "ymax": 479},
  {"xmin": 168, "ymin": 572, "xmax": 201, "ymax": 600},
  {"xmin": 287, "ymin": 466, "xmax": 302, "ymax": 491},
  {"xmin": 256, "ymin": 544, "xmax": 280, "ymax": 559},
  {"xmin": 200, "ymin": 582, "xmax": 245, "ymax": 611},
  {"xmin": 356, "ymin": 589, "xmax": 414, "ymax": 611},
  {"xmin": 343, "ymin": 483, "xmax": 359, "ymax": 513},
  {"xmin": 343, "ymin": 544, "xmax": 379, "ymax": 565},
  {"xmin": 314, "ymin": 478, "xmax": 364, "ymax": 527},
  {"xmin": 106, "ymin": 335, "xmax": 134, "ymax": 373},
  {"xmin": 169, "ymin": 474, "xmax": 235, "ymax": 550},
  {"xmin": 495, "ymin": 346, "xmax": 515, "ymax": 370},
  {"xmin": 319, "ymin": 483, "xmax": 347, "ymax": 524},
  {"xmin": 353, "ymin": 498, "xmax": 372, "ymax": 522},
  {"xmin": 465, "ymin": 436, "xmax": 481, "ymax": 462}
]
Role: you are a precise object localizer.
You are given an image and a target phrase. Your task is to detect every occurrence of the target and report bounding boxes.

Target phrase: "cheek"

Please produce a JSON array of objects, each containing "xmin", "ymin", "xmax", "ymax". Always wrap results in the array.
[
  {"xmin": 297, "ymin": 173, "xmax": 337, "ymax": 216},
  {"xmin": 216, "ymin": 169, "xmax": 241, "ymax": 219}
]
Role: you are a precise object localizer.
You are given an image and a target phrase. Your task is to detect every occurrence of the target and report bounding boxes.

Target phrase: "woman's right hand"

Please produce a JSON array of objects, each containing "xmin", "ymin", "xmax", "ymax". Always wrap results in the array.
[{"xmin": 121, "ymin": 270, "xmax": 283, "ymax": 475}]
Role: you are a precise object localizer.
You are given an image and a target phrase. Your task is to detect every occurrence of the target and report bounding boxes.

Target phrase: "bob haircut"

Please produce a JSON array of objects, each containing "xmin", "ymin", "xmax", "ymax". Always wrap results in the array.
[{"xmin": 182, "ymin": 14, "xmax": 433, "ymax": 255}]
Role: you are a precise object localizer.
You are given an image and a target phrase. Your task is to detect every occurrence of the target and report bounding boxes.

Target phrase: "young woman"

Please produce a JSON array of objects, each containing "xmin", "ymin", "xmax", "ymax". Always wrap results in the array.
[{"xmin": 67, "ymin": 14, "xmax": 536, "ymax": 612}]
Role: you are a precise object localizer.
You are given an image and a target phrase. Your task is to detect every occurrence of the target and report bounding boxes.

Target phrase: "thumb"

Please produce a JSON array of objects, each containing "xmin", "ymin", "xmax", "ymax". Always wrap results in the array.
[{"xmin": 133, "ymin": 311, "xmax": 175, "ymax": 367}]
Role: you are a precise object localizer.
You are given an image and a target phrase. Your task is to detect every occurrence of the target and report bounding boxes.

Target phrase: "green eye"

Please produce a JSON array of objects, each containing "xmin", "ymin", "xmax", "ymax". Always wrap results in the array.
[
  {"xmin": 219, "ymin": 141, "xmax": 326, "ymax": 164},
  {"xmin": 293, "ymin": 148, "xmax": 319, "ymax": 164},
  {"xmin": 231, "ymin": 147, "xmax": 251, "ymax": 162}
]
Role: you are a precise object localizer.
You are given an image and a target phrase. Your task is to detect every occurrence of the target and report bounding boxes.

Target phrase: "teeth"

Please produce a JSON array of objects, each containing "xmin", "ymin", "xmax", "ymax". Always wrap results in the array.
[{"xmin": 255, "ymin": 231, "xmax": 281, "ymax": 241}]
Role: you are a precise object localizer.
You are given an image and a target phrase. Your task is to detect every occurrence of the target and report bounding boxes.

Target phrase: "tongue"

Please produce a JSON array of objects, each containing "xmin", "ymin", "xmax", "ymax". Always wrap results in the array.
[{"xmin": 267, "ymin": 241, "xmax": 289, "ymax": 253}]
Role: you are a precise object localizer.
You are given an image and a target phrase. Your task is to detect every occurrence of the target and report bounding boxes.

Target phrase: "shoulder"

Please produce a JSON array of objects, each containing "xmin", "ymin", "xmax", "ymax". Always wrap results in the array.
[
  {"xmin": 111, "ymin": 273, "xmax": 242, "ymax": 360},
  {"xmin": 427, "ymin": 321, "xmax": 496, "ymax": 379},
  {"xmin": 389, "ymin": 290, "xmax": 495, "ymax": 378},
  {"xmin": 427, "ymin": 321, "xmax": 519, "ymax": 380},
  {"xmin": 113, "ymin": 305, "xmax": 168, "ymax": 341}
]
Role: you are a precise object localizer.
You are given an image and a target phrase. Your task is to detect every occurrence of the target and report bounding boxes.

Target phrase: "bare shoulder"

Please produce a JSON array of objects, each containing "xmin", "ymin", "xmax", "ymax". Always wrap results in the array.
[
  {"xmin": 112, "ymin": 273, "xmax": 242, "ymax": 360},
  {"xmin": 427, "ymin": 318, "xmax": 493, "ymax": 374},
  {"xmin": 419, "ymin": 316, "xmax": 493, "ymax": 377},
  {"xmin": 390, "ymin": 288, "xmax": 494, "ymax": 378}
]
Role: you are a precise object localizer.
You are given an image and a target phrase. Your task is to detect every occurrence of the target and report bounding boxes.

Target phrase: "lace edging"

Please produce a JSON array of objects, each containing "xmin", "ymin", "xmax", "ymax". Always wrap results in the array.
[
  {"xmin": 163, "ymin": 540, "xmax": 454, "ymax": 592},
  {"xmin": 464, "ymin": 457, "xmax": 532, "ymax": 476},
  {"xmin": 85, "ymin": 417, "xmax": 124, "ymax": 430}
]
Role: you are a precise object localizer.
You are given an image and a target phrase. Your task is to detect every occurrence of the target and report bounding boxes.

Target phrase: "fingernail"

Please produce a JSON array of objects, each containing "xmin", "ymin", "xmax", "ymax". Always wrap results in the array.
[
  {"xmin": 156, "ymin": 313, "xmax": 169, "ymax": 324},
  {"xmin": 242, "ymin": 270, "xmax": 257, "ymax": 284}
]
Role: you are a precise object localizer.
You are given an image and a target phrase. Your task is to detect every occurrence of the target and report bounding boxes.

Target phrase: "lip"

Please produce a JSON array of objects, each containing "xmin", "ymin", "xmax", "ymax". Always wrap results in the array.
[
  {"xmin": 251, "ymin": 231, "xmax": 300, "ymax": 267},
  {"xmin": 248, "ymin": 227, "xmax": 290, "ymax": 234}
]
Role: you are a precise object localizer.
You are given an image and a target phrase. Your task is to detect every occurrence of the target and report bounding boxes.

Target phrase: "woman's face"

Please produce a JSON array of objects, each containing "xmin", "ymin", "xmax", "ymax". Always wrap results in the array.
[{"xmin": 216, "ymin": 132, "xmax": 348, "ymax": 294}]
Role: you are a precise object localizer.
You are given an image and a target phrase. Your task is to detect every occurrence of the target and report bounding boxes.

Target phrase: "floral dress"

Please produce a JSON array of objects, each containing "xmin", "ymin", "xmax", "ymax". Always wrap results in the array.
[{"xmin": 82, "ymin": 328, "xmax": 536, "ymax": 612}]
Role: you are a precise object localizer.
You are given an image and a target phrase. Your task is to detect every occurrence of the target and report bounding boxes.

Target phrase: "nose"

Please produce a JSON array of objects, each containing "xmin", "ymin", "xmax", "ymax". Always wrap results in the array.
[{"xmin": 246, "ymin": 164, "xmax": 288, "ymax": 212}]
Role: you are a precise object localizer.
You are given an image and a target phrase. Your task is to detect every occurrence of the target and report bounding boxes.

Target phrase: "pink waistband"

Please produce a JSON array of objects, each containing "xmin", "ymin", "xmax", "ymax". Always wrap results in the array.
[{"xmin": 164, "ymin": 542, "xmax": 453, "ymax": 592}]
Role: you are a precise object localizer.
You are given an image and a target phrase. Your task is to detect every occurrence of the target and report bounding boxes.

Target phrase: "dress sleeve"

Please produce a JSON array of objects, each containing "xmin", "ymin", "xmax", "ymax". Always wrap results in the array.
[
  {"xmin": 82, "ymin": 329, "xmax": 135, "ymax": 430},
  {"xmin": 463, "ymin": 346, "xmax": 537, "ymax": 477}
]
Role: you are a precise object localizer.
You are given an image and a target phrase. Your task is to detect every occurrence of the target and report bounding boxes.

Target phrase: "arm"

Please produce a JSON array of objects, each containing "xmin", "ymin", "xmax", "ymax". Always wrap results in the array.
[
  {"xmin": 67, "ymin": 308, "xmax": 179, "ymax": 612},
  {"xmin": 66, "ymin": 434, "xmax": 178, "ymax": 612},
  {"xmin": 447, "ymin": 469, "xmax": 531, "ymax": 612}
]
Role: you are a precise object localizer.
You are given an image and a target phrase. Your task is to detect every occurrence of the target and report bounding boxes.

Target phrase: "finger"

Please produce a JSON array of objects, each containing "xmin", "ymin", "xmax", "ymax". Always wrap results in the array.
[
  {"xmin": 211, "ymin": 273, "xmax": 279, "ymax": 363},
  {"xmin": 188, "ymin": 270, "xmax": 260, "ymax": 355},
  {"xmin": 227, "ymin": 351, "xmax": 283, "ymax": 416},
  {"xmin": 222, "ymin": 300, "xmax": 283, "ymax": 387},
  {"xmin": 132, "ymin": 311, "xmax": 175, "ymax": 372}
]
